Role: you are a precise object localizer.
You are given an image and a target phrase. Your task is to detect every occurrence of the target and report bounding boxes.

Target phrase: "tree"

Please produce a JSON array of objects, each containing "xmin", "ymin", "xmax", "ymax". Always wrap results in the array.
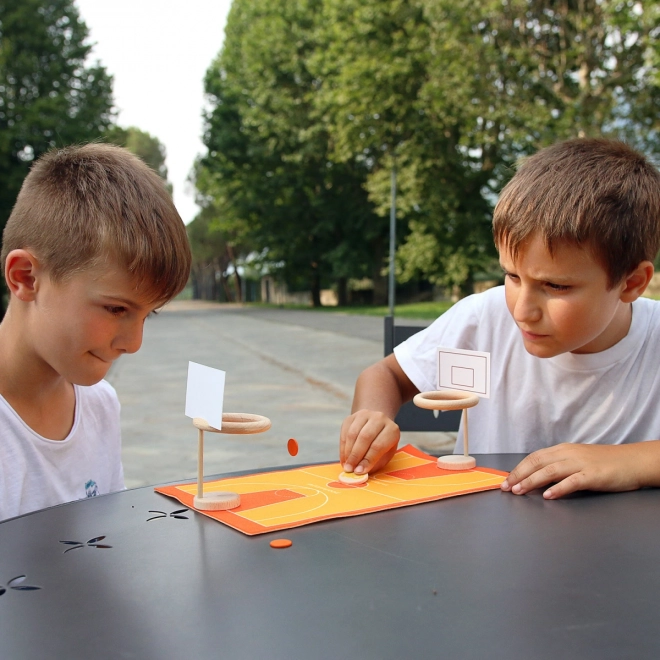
[
  {"xmin": 313, "ymin": 0, "xmax": 497, "ymax": 295},
  {"xmin": 104, "ymin": 125, "xmax": 172, "ymax": 192},
  {"xmin": 0, "ymin": 0, "xmax": 114, "ymax": 313},
  {"xmin": 315, "ymin": 0, "xmax": 660, "ymax": 294},
  {"xmin": 198, "ymin": 0, "xmax": 387, "ymax": 306}
]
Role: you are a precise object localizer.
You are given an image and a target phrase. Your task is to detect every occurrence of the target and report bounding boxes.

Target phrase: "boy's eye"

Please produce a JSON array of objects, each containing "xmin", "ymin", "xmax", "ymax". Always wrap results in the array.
[
  {"xmin": 105, "ymin": 306, "xmax": 127, "ymax": 316},
  {"xmin": 546, "ymin": 282, "xmax": 571, "ymax": 291}
]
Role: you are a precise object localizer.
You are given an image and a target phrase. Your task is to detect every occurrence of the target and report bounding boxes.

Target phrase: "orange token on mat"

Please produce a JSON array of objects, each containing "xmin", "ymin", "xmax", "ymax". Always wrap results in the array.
[
  {"xmin": 270, "ymin": 538, "xmax": 293, "ymax": 549},
  {"xmin": 287, "ymin": 438, "xmax": 299, "ymax": 457}
]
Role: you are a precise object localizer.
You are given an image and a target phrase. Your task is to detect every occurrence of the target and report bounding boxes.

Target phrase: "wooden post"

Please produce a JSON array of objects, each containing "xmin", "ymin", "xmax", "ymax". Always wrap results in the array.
[{"xmin": 197, "ymin": 428, "xmax": 204, "ymax": 499}]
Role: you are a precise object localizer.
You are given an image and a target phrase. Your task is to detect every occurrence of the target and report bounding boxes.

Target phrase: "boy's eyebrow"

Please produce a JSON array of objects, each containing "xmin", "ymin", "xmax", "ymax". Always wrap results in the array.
[
  {"xmin": 498, "ymin": 261, "xmax": 574, "ymax": 283},
  {"xmin": 100, "ymin": 295, "xmax": 150, "ymax": 310}
]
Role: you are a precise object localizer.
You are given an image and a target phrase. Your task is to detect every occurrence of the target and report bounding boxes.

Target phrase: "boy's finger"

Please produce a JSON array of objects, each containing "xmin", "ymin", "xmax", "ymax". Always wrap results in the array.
[
  {"xmin": 339, "ymin": 415, "xmax": 357, "ymax": 464},
  {"xmin": 340, "ymin": 413, "xmax": 374, "ymax": 465},
  {"xmin": 343, "ymin": 418, "xmax": 388, "ymax": 472},
  {"xmin": 353, "ymin": 434, "xmax": 397, "ymax": 474},
  {"xmin": 542, "ymin": 471, "xmax": 590, "ymax": 499},
  {"xmin": 350, "ymin": 422, "xmax": 400, "ymax": 474},
  {"xmin": 509, "ymin": 460, "xmax": 575, "ymax": 495},
  {"xmin": 501, "ymin": 447, "xmax": 558, "ymax": 490}
]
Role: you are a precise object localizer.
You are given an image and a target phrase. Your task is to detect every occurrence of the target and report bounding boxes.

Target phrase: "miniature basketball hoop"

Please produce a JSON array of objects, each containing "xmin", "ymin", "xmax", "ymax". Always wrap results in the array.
[
  {"xmin": 413, "ymin": 390, "xmax": 479, "ymax": 470},
  {"xmin": 193, "ymin": 413, "xmax": 271, "ymax": 511}
]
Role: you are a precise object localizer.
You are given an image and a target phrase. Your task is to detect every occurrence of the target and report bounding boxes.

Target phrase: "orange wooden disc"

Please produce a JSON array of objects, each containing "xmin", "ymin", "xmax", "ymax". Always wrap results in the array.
[
  {"xmin": 287, "ymin": 438, "xmax": 299, "ymax": 457},
  {"xmin": 270, "ymin": 538, "xmax": 293, "ymax": 549}
]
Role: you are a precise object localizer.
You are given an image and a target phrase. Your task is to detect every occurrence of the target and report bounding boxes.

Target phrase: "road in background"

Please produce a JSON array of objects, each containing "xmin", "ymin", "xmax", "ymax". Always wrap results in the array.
[{"xmin": 107, "ymin": 301, "xmax": 454, "ymax": 488}]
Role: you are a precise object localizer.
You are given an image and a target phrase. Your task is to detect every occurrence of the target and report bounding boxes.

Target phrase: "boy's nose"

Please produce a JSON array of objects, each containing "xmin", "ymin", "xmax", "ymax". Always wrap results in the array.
[
  {"xmin": 513, "ymin": 287, "xmax": 542, "ymax": 324},
  {"xmin": 115, "ymin": 321, "xmax": 144, "ymax": 354}
]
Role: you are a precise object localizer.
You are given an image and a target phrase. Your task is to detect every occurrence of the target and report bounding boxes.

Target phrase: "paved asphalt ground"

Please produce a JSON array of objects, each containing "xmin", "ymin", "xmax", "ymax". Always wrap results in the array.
[{"xmin": 106, "ymin": 301, "xmax": 455, "ymax": 489}]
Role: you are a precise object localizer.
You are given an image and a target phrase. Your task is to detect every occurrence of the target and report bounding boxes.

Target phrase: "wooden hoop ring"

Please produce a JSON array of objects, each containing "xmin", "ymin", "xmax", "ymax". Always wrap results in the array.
[
  {"xmin": 193, "ymin": 413, "xmax": 272, "ymax": 434},
  {"xmin": 413, "ymin": 389, "xmax": 479, "ymax": 411}
]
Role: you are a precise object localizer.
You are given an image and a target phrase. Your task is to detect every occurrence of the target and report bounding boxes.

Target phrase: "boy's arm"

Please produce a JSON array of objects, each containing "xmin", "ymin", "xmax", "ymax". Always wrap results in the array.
[
  {"xmin": 501, "ymin": 441, "xmax": 660, "ymax": 499},
  {"xmin": 340, "ymin": 353, "xmax": 419, "ymax": 475}
]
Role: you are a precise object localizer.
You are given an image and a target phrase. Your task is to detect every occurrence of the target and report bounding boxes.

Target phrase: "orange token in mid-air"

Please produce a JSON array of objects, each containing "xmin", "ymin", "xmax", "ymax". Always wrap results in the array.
[
  {"xmin": 287, "ymin": 438, "xmax": 299, "ymax": 456},
  {"xmin": 270, "ymin": 538, "xmax": 293, "ymax": 549}
]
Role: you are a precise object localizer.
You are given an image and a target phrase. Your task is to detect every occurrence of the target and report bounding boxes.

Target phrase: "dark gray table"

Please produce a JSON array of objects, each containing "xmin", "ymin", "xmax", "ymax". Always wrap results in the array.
[{"xmin": 1, "ymin": 454, "xmax": 659, "ymax": 659}]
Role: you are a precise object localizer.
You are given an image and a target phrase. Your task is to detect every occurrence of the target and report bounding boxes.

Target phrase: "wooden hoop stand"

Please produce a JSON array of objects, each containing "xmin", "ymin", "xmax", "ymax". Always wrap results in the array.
[
  {"xmin": 413, "ymin": 390, "xmax": 479, "ymax": 470},
  {"xmin": 193, "ymin": 413, "xmax": 271, "ymax": 511}
]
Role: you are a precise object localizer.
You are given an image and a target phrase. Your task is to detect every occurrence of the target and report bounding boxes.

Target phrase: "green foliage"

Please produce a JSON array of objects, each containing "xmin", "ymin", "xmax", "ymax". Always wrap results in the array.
[
  {"xmin": 0, "ymin": 0, "xmax": 114, "ymax": 228},
  {"xmin": 0, "ymin": 0, "xmax": 114, "ymax": 315},
  {"xmin": 104, "ymin": 125, "xmax": 171, "ymax": 191},
  {"xmin": 197, "ymin": 0, "xmax": 390, "ymax": 306},
  {"xmin": 196, "ymin": 0, "xmax": 660, "ymax": 303}
]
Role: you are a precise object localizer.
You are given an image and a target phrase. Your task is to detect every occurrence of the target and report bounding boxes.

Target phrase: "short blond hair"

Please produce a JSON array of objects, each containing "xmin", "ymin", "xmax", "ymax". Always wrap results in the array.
[
  {"xmin": 493, "ymin": 139, "xmax": 660, "ymax": 287},
  {"xmin": 2, "ymin": 143, "xmax": 191, "ymax": 302}
]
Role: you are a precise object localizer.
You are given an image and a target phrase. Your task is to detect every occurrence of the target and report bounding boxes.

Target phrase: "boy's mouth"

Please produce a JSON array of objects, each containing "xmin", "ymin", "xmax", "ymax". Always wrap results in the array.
[
  {"xmin": 89, "ymin": 352, "xmax": 112, "ymax": 363},
  {"xmin": 519, "ymin": 328, "xmax": 549, "ymax": 341}
]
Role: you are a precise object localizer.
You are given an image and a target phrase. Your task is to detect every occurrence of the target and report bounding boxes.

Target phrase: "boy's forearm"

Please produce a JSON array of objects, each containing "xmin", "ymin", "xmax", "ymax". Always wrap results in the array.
[
  {"xmin": 630, "ymin": 440, "xmax": 660, "ymax": 488},
  {"xmin": 350, "ymin": 356, "xmax": 416, "ymax": 419}
]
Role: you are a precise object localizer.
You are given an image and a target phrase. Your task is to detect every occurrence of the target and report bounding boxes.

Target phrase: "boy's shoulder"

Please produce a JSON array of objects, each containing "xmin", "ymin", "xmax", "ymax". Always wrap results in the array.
[
  {"xmin": 633, "ymin": 296, "xmax": 660, "ymax": 335},
  {"xmin": 76, "ymin": 380, "xmax": 120, "ymax": 416},
  {"xmin": 441, "ymin": 285, "xmax": 509, "ymax": 329}
]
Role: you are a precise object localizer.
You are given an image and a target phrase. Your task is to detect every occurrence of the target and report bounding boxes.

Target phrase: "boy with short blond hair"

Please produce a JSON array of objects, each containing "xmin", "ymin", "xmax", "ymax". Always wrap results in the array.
[
  {"xmin": 0, "ymin": 143, "xmax": 191, "ymax": 520},
  {"xmin": 340, "ymin": 138, "xmax": 660, "ymax": 499}
]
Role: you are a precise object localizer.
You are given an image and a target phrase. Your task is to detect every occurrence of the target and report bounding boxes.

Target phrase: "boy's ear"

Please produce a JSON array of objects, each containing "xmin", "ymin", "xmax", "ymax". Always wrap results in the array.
[
  {"xmin": 4, "ymin": 249, "xmax": 41, "ymax": 302},
  {"xmin": 620, "ymin": 260, "xmax": 654, "ymax": 302}
]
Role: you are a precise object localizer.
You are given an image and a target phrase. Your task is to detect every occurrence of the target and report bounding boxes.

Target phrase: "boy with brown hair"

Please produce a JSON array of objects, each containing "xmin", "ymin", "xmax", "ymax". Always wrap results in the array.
[
  {"xmin": 340, "ymin": 138, "xmax": 660, "ymax": 499},
  {"xmin": 0, "ymin": 143, "xmax": 191, "ymax": 520}
]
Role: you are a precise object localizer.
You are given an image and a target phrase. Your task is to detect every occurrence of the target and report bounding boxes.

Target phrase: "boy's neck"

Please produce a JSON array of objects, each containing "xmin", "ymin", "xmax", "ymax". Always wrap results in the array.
[{"xmin": 0, "ymin": 306, "xmax": 76, "ymax": 440}]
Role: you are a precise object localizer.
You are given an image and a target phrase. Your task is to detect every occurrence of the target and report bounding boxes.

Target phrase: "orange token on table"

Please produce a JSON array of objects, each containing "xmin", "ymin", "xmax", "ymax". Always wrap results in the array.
[
  {"xmin": 287, "ymin": 438, "xmax": 299, "ymax": 457},
  {"xmin": 270, "ymin": 538, "xmax": 293, "ymax": 549}
]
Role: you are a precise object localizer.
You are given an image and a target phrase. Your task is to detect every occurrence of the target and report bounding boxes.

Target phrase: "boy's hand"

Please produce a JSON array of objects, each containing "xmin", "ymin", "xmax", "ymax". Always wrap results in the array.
[
  {"xmin": 500, "ymin": 443, "xmax": 646, "ymax": 499},
  {"xmin": 340, "ymin": 409, "xmax": 401, "ymax": 475}
]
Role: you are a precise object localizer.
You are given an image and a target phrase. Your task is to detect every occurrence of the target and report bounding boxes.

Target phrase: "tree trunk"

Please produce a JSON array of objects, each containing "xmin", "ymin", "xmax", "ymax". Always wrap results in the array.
[
  {"xmin": 226, "ymin": 244, "xmax": 242, "ymax": 303},
  {"xmin": 191, "ymin": 268, "xmax": 200, "ymax": 299},
  {"xmin": 311, "ymin": 267, "xmax": 322, "ymax": 308},
  {"xmin": 337, "ymin": 277, "xmax": 348, "ymax": 307},
  {"xmin": 371, "ymin": 236, "xmax": 388, "ymax": 306},
  {"xmin": 221, "ymin": 273, "xmax": 233, "ymax": 302}
]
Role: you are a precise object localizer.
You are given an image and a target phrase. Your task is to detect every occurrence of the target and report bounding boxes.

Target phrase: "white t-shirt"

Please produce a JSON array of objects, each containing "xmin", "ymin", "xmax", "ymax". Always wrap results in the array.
[
  {"xmin": 394, "ymin": 286, "xmax": 660, "ymax": 453},
  {"xmin": 0, "ymin": 379, "xmax": 125, "ymax": 521}
]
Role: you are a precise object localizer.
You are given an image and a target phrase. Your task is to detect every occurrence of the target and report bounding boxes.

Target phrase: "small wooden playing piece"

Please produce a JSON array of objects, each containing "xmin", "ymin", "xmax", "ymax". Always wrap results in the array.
[
  {"xmin": 192, "ymin": 413, "xmax": 271, "ymax": 511},
  {"xmin": 413, "ymin": 389, "xmax": 479, "ymax": 471},
  {"xmin": 338, "ymin": 471, "xmax": 369, "ymax": 485},
  {"xmin": 269, "ymin": 538, "xmax": 293, "ymax": 549},
  {"xmin": 287, "ymin": 438, "xmax": 299, "ymax": 457}
]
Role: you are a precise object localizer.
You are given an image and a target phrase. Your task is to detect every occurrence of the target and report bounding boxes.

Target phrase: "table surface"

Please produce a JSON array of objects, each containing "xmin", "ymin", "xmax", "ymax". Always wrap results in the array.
[{"xmin": 1, "ymin": 454, "xmax": 659, "ymax": 660}]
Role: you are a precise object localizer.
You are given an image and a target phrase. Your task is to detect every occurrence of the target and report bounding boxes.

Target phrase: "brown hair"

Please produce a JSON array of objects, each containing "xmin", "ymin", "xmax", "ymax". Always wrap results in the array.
[
  {"xmin": 1, "ymin": 143, "xmax": 191, "ymax": 302},
  {"xmin": 493, "ymin": 138, "xmax": 660, "ymax": 287}
]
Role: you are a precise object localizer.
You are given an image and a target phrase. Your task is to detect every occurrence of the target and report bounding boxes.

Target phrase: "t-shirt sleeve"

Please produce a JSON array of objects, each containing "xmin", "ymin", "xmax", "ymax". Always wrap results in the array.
[{"xmin": 393, "ymin": 292, "xmax": 486, "ymax": 393}]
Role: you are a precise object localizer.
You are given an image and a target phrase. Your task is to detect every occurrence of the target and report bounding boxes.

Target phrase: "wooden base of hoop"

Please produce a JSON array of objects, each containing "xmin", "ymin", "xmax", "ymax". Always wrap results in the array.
[
  {"xmin": 193, "ymin": 491, "xmax": 241, "ymax": 511},
  {"xmin": 437, "ymin": 455, "xmax": 476, "ymax": 470}
]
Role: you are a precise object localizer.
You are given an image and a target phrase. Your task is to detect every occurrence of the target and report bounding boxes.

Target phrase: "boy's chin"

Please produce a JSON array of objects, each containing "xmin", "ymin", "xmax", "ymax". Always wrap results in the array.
[
  {"xmin": 70, "ymin": 367, "xmax": 112, "ymax": 387},
  {"xmin": 521, "ymin": 340, "xmax": 562, "ymax": 359}
]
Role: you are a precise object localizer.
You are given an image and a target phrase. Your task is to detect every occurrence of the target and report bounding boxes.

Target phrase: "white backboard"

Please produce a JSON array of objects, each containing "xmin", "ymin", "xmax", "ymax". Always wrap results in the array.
[
  {"xmin": 185, "ymin": 361, "xmax": 225, "ymax": 429},
  {"xmin": 437, "ymin": 347, "xmax": 490, "ymax": 398}
]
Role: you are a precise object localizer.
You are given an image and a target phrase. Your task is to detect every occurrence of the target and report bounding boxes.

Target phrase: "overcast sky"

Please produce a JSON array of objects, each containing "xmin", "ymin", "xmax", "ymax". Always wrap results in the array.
[{"xmin": 74, "ymin": 0, "xmax": 233, "ymax": 224}]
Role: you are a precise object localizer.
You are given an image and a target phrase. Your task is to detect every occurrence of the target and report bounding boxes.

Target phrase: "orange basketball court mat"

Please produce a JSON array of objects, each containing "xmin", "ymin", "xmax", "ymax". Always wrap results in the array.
[{"xmin": 156, "ymin": 445, "xmax": 508, "ymax": 535}]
